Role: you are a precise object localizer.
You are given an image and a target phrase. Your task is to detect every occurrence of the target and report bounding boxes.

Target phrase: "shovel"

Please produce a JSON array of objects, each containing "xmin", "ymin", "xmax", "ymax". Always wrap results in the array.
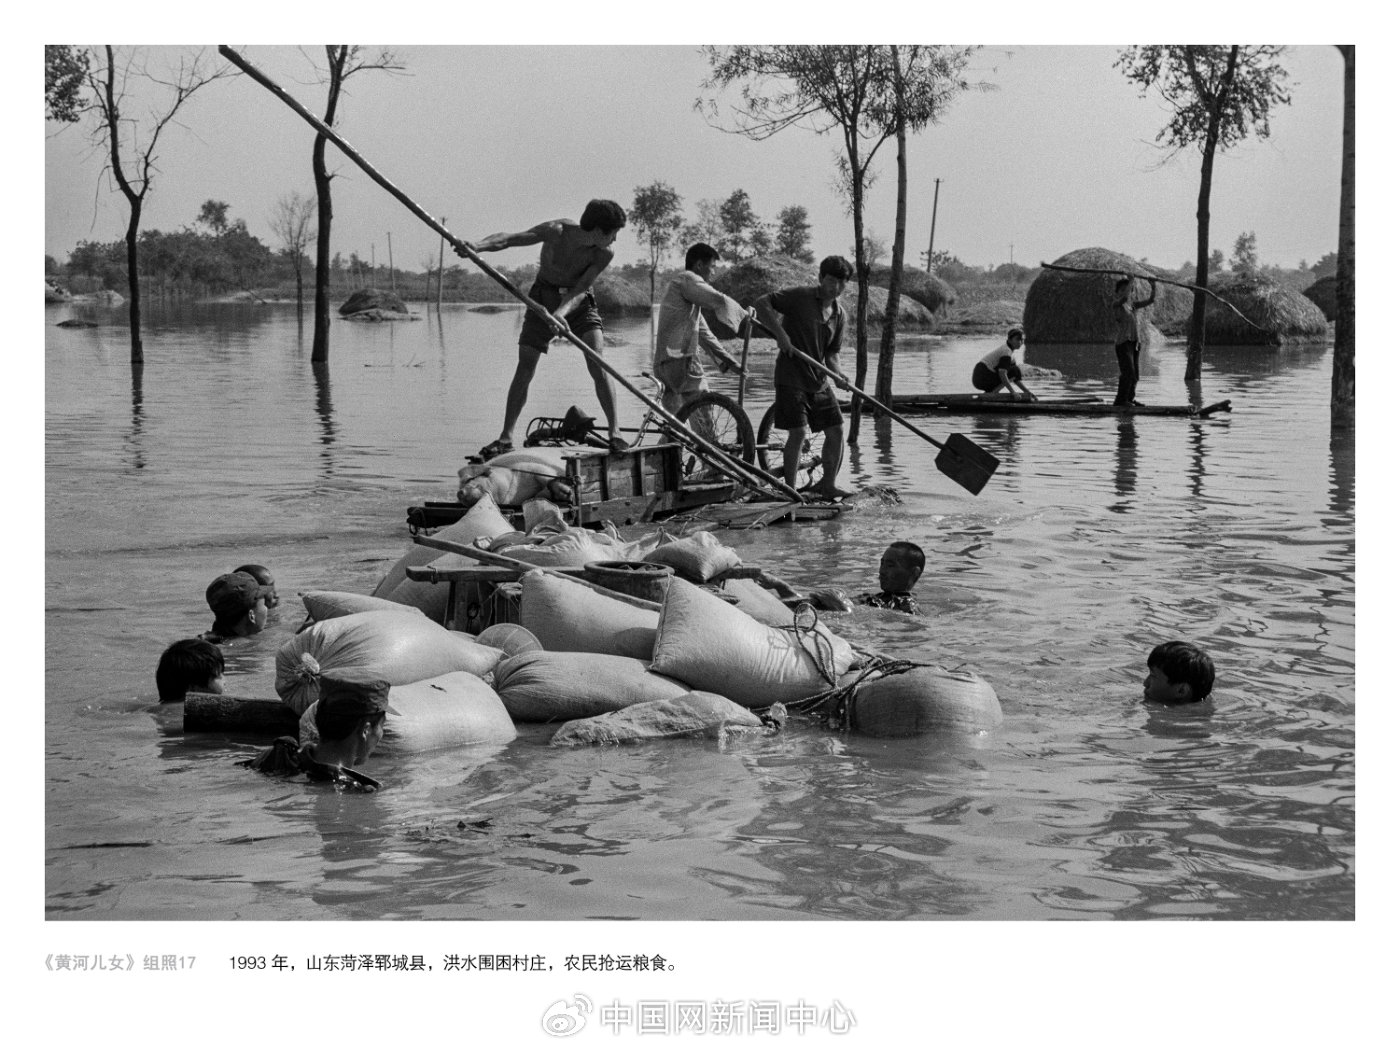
[{"xmin": 779, "ymin": 346, "xmax": 1000, "ymax": 496}]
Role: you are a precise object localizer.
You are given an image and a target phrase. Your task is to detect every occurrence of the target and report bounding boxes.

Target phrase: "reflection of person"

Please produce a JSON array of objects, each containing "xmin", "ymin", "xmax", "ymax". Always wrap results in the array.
[
  {"xmin": 240, "ymin": 675, "xmax": 397, "ymax": 791},
  {"xmin": 234, "ymin": 563, "xmax": 278, "ymax": 609},
  {"xmin": 972, "ymin": 326, "xmax": 1037, "ymax": 400},
  {"xmin": 753, "ymin": 255, "xmax": 855, "ymax": 499},
  {"xmin": 855, "ymin": 542, "xmax": 925, "ymax": 615},
  {"xmin": 1111, "ymin": 276, "xmax": 1157, "ymax": 407},
  {"xmin": 463, "ymin": 199, "xmax": 628, "ymax": 459},
  {"xmin": 1142, "ymin": 641, "xmax": 1215, "ymax": 705},
  {"xmin": 653, "ymin": 242, "xmax": 747, "ymax": 414},
  {"xmin": 155, "ymin": 638, "xmax": 225, "ymax": 703},
  {"xmin": 200, "ymin": 571, "xmax": 274, "ymax": 642}
]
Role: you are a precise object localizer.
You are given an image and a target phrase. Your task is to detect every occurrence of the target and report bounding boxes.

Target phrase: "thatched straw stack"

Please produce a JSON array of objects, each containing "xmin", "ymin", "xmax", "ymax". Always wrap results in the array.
[
  {"xmin": 1200, "ymin": 274, "xmax": 1330, "ymax": 345},
  {"xmin": 870, "ymin": 265, "xmax": 957, "ymax": 316},
  {"xmin": 1023, "ymin": 247, "xmax": 1176, "ymax": 344},
  {"xmin": 592, "ymin": 272, "xmax": 651, "ymax": 314},
  {"xmin": 1303, "ymin": 275, "xmax": 1338, "ymax": 321}
]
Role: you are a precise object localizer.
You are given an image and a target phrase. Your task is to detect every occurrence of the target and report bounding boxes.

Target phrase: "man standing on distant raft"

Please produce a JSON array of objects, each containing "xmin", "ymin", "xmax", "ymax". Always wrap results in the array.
[
  {"xmin": 461, "ymin": 199, "xmax": 628, "ymax": 459},
  {"xmin": 753, "ymin": 254, "xmax": 855, "ymax": 500},
  {"xmin": 1111, "ymin": 274, "xmax": 1157, "ymax": 407}
]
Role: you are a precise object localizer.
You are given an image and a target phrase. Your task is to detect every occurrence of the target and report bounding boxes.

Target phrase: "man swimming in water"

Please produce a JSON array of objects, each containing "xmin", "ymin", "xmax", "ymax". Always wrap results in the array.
[{"xmin": 462, "ymin": 199, "xmax": 628, "ymax": 459}]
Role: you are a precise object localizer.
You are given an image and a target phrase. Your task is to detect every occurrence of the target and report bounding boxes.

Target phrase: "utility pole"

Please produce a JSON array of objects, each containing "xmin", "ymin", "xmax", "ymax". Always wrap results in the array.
[
  {"xmin": 387, "ymin": 231, "xmax": 396, "ymax": 293},
  {"xmin": 924, "ymin": 178, "xmax": 942, "ymax": 272},
  {"xmin": 1009, "ymin": 243, "xmax": 1015, "ymax": 265},
  {"xmin": 437, "ymin": 217, "xmax": 446, "ymax": 311}
]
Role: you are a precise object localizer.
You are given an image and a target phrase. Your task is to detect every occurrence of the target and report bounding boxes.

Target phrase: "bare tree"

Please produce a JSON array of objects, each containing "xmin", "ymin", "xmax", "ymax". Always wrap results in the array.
[
  {"xmin": 87, "ymin": 46, "xmax": 230, "ymax": 362},
  {"xmin": 269, "ymin": 191, "xmax": 317, "ymax": 310},
  {"xmin": 1332, "ymin": 46, "xmax": 1355, "ymax": 428},
  {"xmin": 1117, "ymin": 45, "xmax": 1291, "ymax": 381},
  {"xmin": 308, "ymin": 46, "xmax": 403, "ymax": 363}
]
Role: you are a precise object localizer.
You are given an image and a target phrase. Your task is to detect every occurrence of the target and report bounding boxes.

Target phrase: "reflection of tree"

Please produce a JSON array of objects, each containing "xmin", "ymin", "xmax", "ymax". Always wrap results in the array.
[
  {"xmin": 1328, "ymin": 427, "xmax": 1354, "ymax": 519},
  {"xmin": 124, "ymin": 362, "xmax": 146, "ymax": 471},
  {"xmin": 312, "ymin": 360, "xmax": 337, "ymax": 480}
]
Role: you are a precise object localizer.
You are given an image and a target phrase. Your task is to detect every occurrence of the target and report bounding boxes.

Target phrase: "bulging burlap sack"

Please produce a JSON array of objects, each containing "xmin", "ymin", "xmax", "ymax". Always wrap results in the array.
[
  {"xmin": 494, "ymin": 650, "xmax": 689, "ymax": 722},
  {"xmin": 381, "ymin": 671, "xmax": 517, "ymax": 751},
  {"xmin": 302, "ymin": 590, "xmax": 426, "ymax": 623},
  {"xmin": 519, "ymin": 569, "xmax": 659, "ymax": 661},
  {"xmin": 850, "ymin": 665, "xmax": 1002, "ymax": 737},
  {"xmin": 549, "ymin": 690, "xmax": 763, "ymax": 746},
  {"xmin": 644, "ymin": 531, "xmax": 741, "ymax": 583}
]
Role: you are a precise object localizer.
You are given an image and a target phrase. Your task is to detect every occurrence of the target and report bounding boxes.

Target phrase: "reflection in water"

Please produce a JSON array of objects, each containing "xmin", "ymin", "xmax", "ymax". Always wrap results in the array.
[
  {"xmin": 311, "ymin": 360, "xmax": 337, "ymax": 480},
  {"xmin": 1205, "ymin": 343, "xmax": 1331, "ymax": 390},
  {"xmin": 125, "ymin": 362, "xmax": 146, "ymax": 472},
  {"xmin": 1329, "ymin": 427, "xmax": 1355, "ymax": 518},
  {"xmin": 1110, "ymin": 418, "xmax": 1137, "ymax": 510}
]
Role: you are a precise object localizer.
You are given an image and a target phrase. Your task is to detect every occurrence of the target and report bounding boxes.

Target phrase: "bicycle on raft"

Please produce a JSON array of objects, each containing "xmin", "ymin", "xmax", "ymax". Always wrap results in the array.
[{"xmin": 521, "ymin": 373, "xmax": 825, "ymax": 492}]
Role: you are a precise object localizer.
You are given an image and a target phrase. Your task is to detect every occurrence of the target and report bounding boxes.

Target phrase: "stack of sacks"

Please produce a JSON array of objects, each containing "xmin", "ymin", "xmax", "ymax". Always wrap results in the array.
[
  {"xmin": 549, "ymin": 691, "xmax": 763, "ymax": 746},
  {"xmin": 301, "ymin": 590, "xmax": 426, "ymax": 624},
  {"xmin": 276, "ymin": 609, "xmax": 503, "ymax": 714},
  {"xmin": 457, "ymin": 448, "xmax": 571, "ymax": 508},
  {"xmin": 518, "ymin": 569, "xmax": 659, "ymax": 661},
  {"xmin": 372, "ymin": 492, "xmax": 516, "ymax": 620},
  {"xmin": 299, "ymin": 671, "xmax": 517, "ymax": 753},
  {"xmin": 643, "ymin": 530, "xmax": 742, "ymax": 583},
  {"xmin": 649, "ymin": 578, "xmax": 854, "ymax": 708},
  {"xmin": 494, "ymin": 650, "xmax": 689, "ymax": 722},
  {"xmin": 712, "ymin": 577, "xmax": 797, "ymax": 627}
]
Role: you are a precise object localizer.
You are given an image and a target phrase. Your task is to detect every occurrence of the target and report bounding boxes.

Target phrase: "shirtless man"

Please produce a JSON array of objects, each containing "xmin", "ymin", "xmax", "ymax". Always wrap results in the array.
[{"xmin": 463, "ymin": 199, "xmax": 628, "ymax": 459}]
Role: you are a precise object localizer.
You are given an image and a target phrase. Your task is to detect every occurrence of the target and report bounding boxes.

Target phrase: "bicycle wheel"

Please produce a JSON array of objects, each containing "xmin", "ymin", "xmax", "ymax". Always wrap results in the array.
[
  {"xmin": 757, "ymin": 402, "xmax": 821, "ymax": 490},
  {"xmin": 675, "ymin": 391, "xmax": 756, "ymax": 484}
]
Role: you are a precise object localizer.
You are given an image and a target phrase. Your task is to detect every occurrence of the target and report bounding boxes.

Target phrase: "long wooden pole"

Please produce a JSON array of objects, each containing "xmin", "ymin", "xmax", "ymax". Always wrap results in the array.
[
  {"xmin": 218, "ymin": 45, "xmax": 797, "ymax": 503},
  {"xmin": 1038, "ymin": 261, "xmax": 1265, "ymax": 331}
]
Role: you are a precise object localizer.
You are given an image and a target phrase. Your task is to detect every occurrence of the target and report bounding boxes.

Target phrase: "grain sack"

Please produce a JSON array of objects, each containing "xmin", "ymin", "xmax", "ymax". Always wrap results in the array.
[
  {"xmin": 714, "ymin": 577, "xmax": 796, "ymax": 627},
  {"xmin": 650, "ymin": 578, "xmax": 854, "ymax": 708},
  {"xmin": 276, "ymin": 610, "xmax": 504, "ymax": 715},
  {"xmin": 457, "ymin": 448, "xmax": 570, "ymax": 507},
  {"xmin": 493, "ymin": 530, "xmax": 626, "ymax": 569},
  {"xmin": 495, "ymin": 650, "xmax": 689, "ymax": 722},
  {"xmin": 849, "ymin": 665, "xmax": 1003, "ymax": 737},
  {"xmin": 519, "ymin": 569, "xmax": 659, "ymax": 661},
  {"xmin": 644, "ymin": 530, "xmax": 741, "ymax": 582},
  {"xmin": 302, "ymin": 590, "xmax": 426, "ymax": 623},
  {"xmin": 381, "ymin": 672, "xmax": 517, "ymax": 752},
  {"xmin": 372, "ymin": 492, "xmax": 516, "ymax": 612},
  {"xmin": 549, "ymin": 691, "xmax": 763, "ymax": 746}
]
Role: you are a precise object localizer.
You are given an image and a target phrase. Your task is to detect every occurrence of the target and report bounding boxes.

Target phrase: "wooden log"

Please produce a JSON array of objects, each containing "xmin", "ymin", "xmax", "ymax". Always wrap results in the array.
[{"xmin": 184, "ymin": 693, "xmax": 299, "ymax": 735}]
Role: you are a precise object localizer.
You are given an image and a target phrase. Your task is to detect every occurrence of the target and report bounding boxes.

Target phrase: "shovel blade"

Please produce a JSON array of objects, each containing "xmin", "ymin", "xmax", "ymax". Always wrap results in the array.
[{"xmin": 934, "ymin": 432, "xmax": 1000, "ymax": 495}]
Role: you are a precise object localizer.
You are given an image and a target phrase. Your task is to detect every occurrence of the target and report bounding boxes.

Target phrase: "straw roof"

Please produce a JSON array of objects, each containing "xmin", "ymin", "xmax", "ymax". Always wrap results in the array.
[
  {"xmin": 869, "ymin": 265, "xmax": 957, "ymax": 315},
  {"xmin": 1303, "ymin": 275, "xmax": 1338, "ymax": 321},
  {"xmin": 1023, "ymin": 247, "xmax": 1174, "ymax": 344},
  {"xmin": 592, "ymin": 272, "xmax": 651, "ymax": 313},
  {"xmin": 1198, "ymin": 273, "xmax": 1330, "ymax": 345}
]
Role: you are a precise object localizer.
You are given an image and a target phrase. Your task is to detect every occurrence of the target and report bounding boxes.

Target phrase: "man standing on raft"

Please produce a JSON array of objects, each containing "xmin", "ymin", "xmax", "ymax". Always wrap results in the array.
[
  {"xmin": 1111, "ymin": 274, "xmax": 1156, "ymax": 407},
  {"xmin": 463, "ymin": 199, "xmax": 628, "ymax": 459}
]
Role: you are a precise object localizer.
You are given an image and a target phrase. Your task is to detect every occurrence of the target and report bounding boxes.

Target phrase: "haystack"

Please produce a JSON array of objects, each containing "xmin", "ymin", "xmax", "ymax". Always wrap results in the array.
[
  {"xmin": 1023, "ymin": 247, "xmax": 1177, "ymax": 344},
  {"xmin": 870, "ymin": 265, "xmax": 957, "ymax": 315},
  {"xmin": 591, "ymin": 271, "xmax": 650, "ymax": 314},
  {"xmin": 1303, "ymin": 275, "xmax": 1338, "ymax": 321},
  {"xmin": 1199, "ymin": 274, "xmax": 1330, "ymax": 345},
  {"xmin": 339, "ymin": 288, "xmax": 407, "ymax": 315}
]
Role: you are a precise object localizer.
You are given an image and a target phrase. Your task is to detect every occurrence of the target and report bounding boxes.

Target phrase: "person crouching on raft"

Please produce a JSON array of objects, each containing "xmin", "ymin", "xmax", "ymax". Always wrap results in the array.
[{"xmin": 972, "ymin": 326, "xmax": 1037, "ymax": 401}]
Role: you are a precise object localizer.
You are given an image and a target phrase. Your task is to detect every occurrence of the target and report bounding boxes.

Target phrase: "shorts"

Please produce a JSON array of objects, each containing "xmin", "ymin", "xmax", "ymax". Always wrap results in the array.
[
  {"xmin": 653, "ymin": 355, "xmax": 709, "ymax": 413},
  {"xmin": 774, "ymin": 384, "xmax": 843, "ymax": 431},
  {"xmin": 972, "ymin": 361, "xmax": 1021, "ymax": 392},
  {"xmin": 519, "ymin": 280, "xmax": 604, "ymax": 352}
]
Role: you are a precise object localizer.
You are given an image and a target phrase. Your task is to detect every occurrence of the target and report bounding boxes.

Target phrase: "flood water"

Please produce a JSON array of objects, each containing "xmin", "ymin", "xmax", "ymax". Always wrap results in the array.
[{"xmin": 44, "ymin": 298, "xmax": 1354, "ymax": 921}]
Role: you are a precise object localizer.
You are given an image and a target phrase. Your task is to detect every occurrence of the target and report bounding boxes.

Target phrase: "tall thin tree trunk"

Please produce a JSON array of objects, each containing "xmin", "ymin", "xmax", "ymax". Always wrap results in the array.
[
  {"xmin": 1185, "ymin": 46, "xmax": 1238, "ymax": 383},
  {"xmin": 849, "ymin": 155, "xmax": 869, "ymax": 443},
  {"xmin": 124, "ymin": 205, "xmax": 144, "ymax": 363},
  {"xmin": 1332, "ymin": 45, "xmax": 1355, "ymax": 428},
  {"xmin": 311, "ymin": 47, "xmax": 347, "ymax": 364},
  {"xmin": 877, "ymin": 44, "xmax": 909, "ymax": 405}
]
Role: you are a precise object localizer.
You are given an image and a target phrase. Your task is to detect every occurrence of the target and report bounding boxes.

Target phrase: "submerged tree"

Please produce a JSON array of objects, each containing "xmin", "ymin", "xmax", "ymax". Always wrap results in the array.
[
  {"xmin": 1117, "ymin": 45, "xmax": 1291, "ymax": 381},
  {"xmin": 1331, "ymin": 46, "xmax": 1355, "ymax": 428},
  {"xmin": 270, "ymin": 190, "xmax": 317, "ymax": 310},
  {"xmin": 86, "ymin": 46, "xmax": 230, "ymax": 362},
  {"xmin": 307, "ymin": 46, "xmax": 403, "ymax": 363}
]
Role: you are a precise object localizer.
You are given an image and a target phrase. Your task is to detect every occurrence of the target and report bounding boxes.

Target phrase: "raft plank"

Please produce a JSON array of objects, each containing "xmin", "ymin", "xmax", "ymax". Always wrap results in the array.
[{"xmin": 882, "ymin": 395, "xmax": 1232, "ymax": 418}]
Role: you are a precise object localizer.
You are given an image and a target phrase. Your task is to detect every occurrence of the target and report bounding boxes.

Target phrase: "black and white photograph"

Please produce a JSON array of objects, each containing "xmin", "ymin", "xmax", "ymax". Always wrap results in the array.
[{"xmin": 33, "ymin": 16, "xmax": 1379, "ymax": 1044}]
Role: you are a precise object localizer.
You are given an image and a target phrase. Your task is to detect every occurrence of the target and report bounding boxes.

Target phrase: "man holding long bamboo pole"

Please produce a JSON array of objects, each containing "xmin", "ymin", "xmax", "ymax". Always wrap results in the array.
[
  {"xmin": 462, "ymin": 199, "xmax": 628, "ymax": 459},
  {"xmin": 1111, "ymin": 275, "xmax": 1157, "ymax": 407}
]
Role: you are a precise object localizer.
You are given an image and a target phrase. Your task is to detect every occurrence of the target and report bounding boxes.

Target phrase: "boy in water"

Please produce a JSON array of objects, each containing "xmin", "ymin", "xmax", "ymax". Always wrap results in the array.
[
  {"xmin": 972, "ymin": 326, "xmax": 1037, "ymax": 401},
  {"xmin": 463, "ymin": 199, "xmax": 628, "ymax": 459},
  {"xmin": 155, "ymin": 638, "xmax": 225, "ymax": 703},
  {"xmin": 1142, "ymin": 641, "xmax": 1215, "ymax": 705},
  {"xmin": 234, "ymin": 563, "xmax": 278, "ymax": 609},
  {"xmin": 200, "ymin": 571, "xmax": 274, "ymax": 642},
  {"xmin": 1111, "ymin": 275, "xmax": 1157, "ymax": 407},
  {"xmin": 856, "ymin": 542, "xmax": 926, "ymax": 615}
]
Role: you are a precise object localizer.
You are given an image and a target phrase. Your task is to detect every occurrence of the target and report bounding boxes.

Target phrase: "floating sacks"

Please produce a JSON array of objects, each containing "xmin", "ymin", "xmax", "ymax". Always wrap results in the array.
[
  {"xmin": 650, "ymin": 578, "xmax": 854, "ymax": 708},
  {"xmin": 373, "ymin": 493, "xmax": 516, "ymax": 619},
  {"xmin": 550, "ymin": 691, "xmax": 763, "ymax": 746},
  {"xmin": 381, "ymin": 672, "xmax": 517, "ymax": 752},
  {"xmin": 302, "ymin": 590, "xmax": 426, "ymax": 623},
  {"xmin": 276, "ymin": 610, "xmax": 504, "ymax": 715},
  {"xmin": 495, "ymin": 650, "xmax": 689, "ymax": 722},
  {"xmin": 519, "ymin": 569, "xmax": 659, "ymax": 661},
  {"xmin": 644, "ymin": 530, "xmax": 742, "ymax": 582},
  {"xmin": 849, "ymin": 665, "xmax": 1002, "ymax": 737}
]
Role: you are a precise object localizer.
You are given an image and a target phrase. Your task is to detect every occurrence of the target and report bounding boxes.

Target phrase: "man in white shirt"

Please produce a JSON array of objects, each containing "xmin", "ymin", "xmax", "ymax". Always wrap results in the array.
[
  {"xmin": 653, "ymin": 243, "xmax": 748, "ymax": 414},
  {"xmin": 971, "ymin": 326, "xmax": 1037, "ymax": 401}
]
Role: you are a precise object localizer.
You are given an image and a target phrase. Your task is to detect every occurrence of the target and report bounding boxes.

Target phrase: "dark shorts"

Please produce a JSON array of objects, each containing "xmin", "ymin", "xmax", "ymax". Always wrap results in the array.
[
  {"xmin": 774, "ymin": 384, "xmax": 843, "ymax": 431},
  {"xmin": 972, "ymin": 361, "xmax": 1021, "ymax": 392},
  {"xmin": 519, "ymin": 280, "xmax": 604, "ymax": 352}
]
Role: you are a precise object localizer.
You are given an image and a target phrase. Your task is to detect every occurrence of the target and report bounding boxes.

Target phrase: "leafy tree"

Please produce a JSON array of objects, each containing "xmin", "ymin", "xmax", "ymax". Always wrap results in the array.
[
  {"xmin": 1231, "ymin": 230, "xmax": 1258, "ymax": 274},
  {"xmin": 1117, "ymin": 45, "xmax": 1291, "ymax": 381},
  {"xmin": 197, "ymin": 199, "xmax": 230, "ymax": 235},
  {"xmin": 1311, "ymin": 252, "xmax": 1338, "ymax": 279},
  {"xmin": 87, "ymin": 46, "xmax": 230, "ymax": 361},
  {"xmin": 628, "ymin": 181, "xmax": 685, "ymax": 310},
  {"xmin": 716, "ymin": 188, "xmax": 769, "ymax": 259},
  {"xmin": 678, "ymin": 198, "xmax": 724, "ymax": 250},
  {"xmin": 270, "ymin": 191, "xmax": 317, "ymax": 308},
  {"xmin": 775, "ymin": 205, "xmax": 814, "ymax": 263},
  {"xmin": 45, "ymin": 45, "xmax": 90, "ymax": 123}
]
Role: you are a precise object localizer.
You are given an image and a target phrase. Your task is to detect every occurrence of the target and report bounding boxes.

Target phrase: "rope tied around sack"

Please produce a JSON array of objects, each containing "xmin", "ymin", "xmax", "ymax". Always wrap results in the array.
[
  {"xmin": 784, "ymin": 650, "xmax": 928, "ymax": 731},
  {"xmin": 787, "ymin": 602, "xmax": 839, "ymax": 688}
]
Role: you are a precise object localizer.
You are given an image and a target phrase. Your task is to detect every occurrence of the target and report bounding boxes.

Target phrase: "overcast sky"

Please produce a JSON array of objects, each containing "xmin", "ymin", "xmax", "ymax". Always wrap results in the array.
[{"xmin": 45, "ymin": 42, "xmax": 1347, "ymax": 275}]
